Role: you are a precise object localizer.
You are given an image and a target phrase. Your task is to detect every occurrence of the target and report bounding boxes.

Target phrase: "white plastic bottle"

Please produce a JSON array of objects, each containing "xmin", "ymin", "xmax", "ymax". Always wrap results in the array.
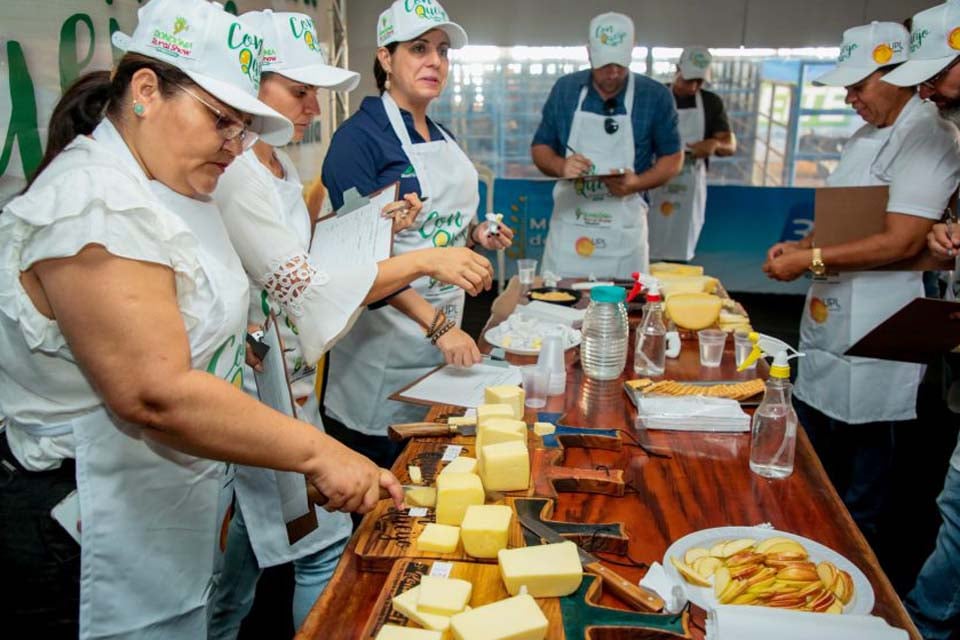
[
  {"xmin": 750, "ymin": 352, "xmax": 799, "ymax": 479},
  {"xmin": 580, "ymin": 285, "xmax": 629, "ymax": 381},
  {"xmin": 634, "ymin": 285, "xmax": 666, "ymax": 376}
]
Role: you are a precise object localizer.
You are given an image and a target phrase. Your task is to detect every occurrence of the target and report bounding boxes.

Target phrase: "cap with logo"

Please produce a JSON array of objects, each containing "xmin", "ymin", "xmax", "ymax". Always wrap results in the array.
[
  {"xmin": 241, "ymin": 10, "xmax": 359, "ymax": 92},
  {"xmin": 377, "ymin": 0, "xmax": 467, "ymax": 49},
  {"xmin": 884, "ymin": 1, "xmax": 960, "ymax": 86},
  {"xmin": 112, "ymin": 0, "xmax": 292, "ymax": 145},
  {"xmin": 588, "ymin": 12, "xmax": 634, "ymax": 69},
  {"xmin": 678, "ymin": 46, "xmax": 712, "ymax": 81},
  {"xmin": 814, "ymin": 21, "xmax": 909, "ymax": 87}
]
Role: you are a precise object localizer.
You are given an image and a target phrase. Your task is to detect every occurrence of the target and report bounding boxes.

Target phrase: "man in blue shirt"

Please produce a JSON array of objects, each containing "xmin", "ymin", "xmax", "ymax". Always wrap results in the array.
[{"xmin": 532, "ymin": 12, "xmax": 682, "ymax": 277}]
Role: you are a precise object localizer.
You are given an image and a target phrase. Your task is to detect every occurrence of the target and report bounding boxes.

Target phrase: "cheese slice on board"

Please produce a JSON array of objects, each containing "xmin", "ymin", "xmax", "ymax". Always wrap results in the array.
[
  {"xmin": 390, "ymin": 586, "xmax": 451, "ymax": 632},
  {"xmin": 449, "ymin": 594, "xmax": 548, "ymax": 640},
  {"xmin": 460, "ymin": 504, "xmax": 513, "ymax": 558},
  {"xmin": 479, "ymin": 440, "xmax": 529, "ymax": 492},
  {"xmin": 376, "ymin": 624, "xmax": 443, "ymax": 640},
  {"xmin": 439, "ymin": 456, "xmax": 478, "ymax": 476},
  {"xmin": 484, "ymin": 385, "xmax": 525, "ymax": 419},
  {"xmin": 417, "ymin": 575, "xmax": 472, "ymax": 616},
  {"xmin": 416, "ymin": 523, "xmax": 460, "ymax": 553},
  {"xmin": 498, "ymin": 541, "xmax": 583, "ymax": 597},
  {"xmin": 476, "ymin": 404, "xmax": 515, "ymax": 430},
  {"xmin": 435, "ymin": 473, "xmax": 485, "ymax": 525},
  {"xmin": 405, "ymin": 486, "xmax": 437, "ymax": 508},
  {"xmin": 477, "ymin": 417, "xmax": 526, "ymax": 451}
]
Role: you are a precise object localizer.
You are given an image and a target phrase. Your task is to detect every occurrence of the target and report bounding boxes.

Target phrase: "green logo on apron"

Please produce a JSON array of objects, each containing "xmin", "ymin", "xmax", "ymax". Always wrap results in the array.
[
  {"xmin": 419, "ymin": 209, "xmax": 465, "ymax": 247},
  {"xmin": 207, "ymin": 334, "xmax": 245, "ymax": 388}
]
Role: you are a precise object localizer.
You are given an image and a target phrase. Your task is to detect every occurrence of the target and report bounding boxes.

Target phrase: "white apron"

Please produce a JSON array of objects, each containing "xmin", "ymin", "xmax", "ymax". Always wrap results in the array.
[
  {"xmin": 324, "ymin": 92, "xmax": 480, "ymax": 434},
  {"xmin": 648, "ymin": 89, "xmax": 708, "ymax": 261},
  {"xmin": 541, "ymin": 75, "xmax": 650, "ymax": 278},
  {"xmin": 234, "ymin": 149, "xmax": 351, "ymax": 568},
  {"xmin": 793, "ymin": 121, "xmax": 925, "ymax": 424}
]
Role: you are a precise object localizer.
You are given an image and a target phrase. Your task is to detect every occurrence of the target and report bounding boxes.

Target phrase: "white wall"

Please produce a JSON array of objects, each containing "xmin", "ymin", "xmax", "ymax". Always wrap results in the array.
[{"xmin": 345, "ymin": 0, "xmax": 934, "ymax": 104}]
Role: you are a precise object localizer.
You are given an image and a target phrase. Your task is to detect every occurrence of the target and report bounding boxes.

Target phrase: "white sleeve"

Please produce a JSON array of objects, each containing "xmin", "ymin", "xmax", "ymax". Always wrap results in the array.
[
  {"xmin": 887, "ymin": 126, "xmax": 960, "ymax": 220},
  {"xmin": 215, "ymin": 159, "xmax": 377, "ymax": 362}
]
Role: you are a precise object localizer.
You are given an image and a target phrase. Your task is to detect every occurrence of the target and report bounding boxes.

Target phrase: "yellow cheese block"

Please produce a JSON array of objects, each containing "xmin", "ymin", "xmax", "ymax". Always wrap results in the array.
[
  {"xmin": 460, "ymin": 504, "xmax": 513, "ymax": 559},
  {"xmin": 665, "ymin": 293, "xmax": 723, "ymax": 330},
  {"xmin": 479, "ymin": 440, "xmax": 529, "ymax": 492},
  {"xmin": 435, "ymin": 473, "xmax": 485, "ymax": 525},
  {"xmin": 498, "ymin": 541, "xmax": 583, "ymax": 597},
  {"xmin": 449, "ymin": 594, "xmax": 548, "ymax": 640},
  {"xmin": 408, "ymin": 465, "xmax": 423, "ymax": 484},
  {"xmin": 417, "ymin": 575, "xmax": 473, "ymax": 616},
  {"xmin": 448, "ymin": 415, "xmax": 476, "ymax": 427},
  {"xmin": 416, "ymin": 523, "xmax": 460, "ymax": 553},
  {"xmin": 405, "ymin": 486, "xmax": 437, "ymax": 508},
  {"xmin": 650, "ymin": 261, "xmax": 705, "ymax": 277},
  {"xmin": 484, "ymin": 385, "xmax": 525, "ymax": 419},
  {"xmin": 477, "ymin": 404, "xmax": 515, "ymax": 430},
  {"xmin": 532, "ymin": 422, "xmax": 555, "ymax": 436},
  {"xmin": 477, "ymin": 417, "xmax": 527, "ymax": 452},
  {"xmin": 376, "ymin": 624, "xmax": 443, "ymax": 640},
  {"xmin": 657, "ymin": 274, "xmax": 718, "ymax": 297},
  {"xmin": 390, "ymin": 586, "xmax": 451, "ymax": 632},
  {"xmin": 439, "ymin": 456, "xmax": 478, "ymax": 476}
]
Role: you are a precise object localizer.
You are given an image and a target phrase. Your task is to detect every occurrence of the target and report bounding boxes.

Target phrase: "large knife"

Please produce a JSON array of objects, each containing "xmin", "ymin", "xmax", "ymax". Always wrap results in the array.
[
  {"xmin": 388, "ymin": 421, "xmax": 476, "ymax": 440},
  {"xmin": 519, "ymin": 513, "xmax": 665, "ymax": 612}
]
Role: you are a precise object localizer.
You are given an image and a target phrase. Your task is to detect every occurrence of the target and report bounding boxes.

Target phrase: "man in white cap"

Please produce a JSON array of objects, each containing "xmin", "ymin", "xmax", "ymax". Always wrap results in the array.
[
  {"xmin": 763, "ymin": 20, "xmax": 960, "ymax": 546},
  {"xmin": 532, "ymin": 12, "xmax": 682, "ymax": 278},
  {"xmin": 648, "ymin": 47, "xmax": 736, "ymax": 262},
  {"xmin": 882, "ymin": 4, "xmax": 960, "ymax": 636}
]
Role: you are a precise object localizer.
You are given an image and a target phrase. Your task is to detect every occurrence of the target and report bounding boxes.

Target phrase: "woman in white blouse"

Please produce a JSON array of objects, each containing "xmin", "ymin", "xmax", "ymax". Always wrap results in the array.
[{"xmin": 0, "ymin": 1, "xmax": 402, "ymax": 638}]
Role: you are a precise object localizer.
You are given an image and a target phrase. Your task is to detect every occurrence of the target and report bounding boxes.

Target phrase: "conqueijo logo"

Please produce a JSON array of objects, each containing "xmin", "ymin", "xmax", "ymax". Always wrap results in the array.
[
  {"xmin": 289, "ymin": 16, "xmax": 322, "ymax": 53},
  {"xmin": 594, "ymin": 24, "xmax": 626, "ymax": 47},
  {"xmin": 405, "ymin": 0, "xmax": 448, "ymax": 22},
  {"xmin": 911, "ymin": 27, "xmax": 930, "ymax": 53},
  {"xmin": 227, "ymin": 22, "xmax": 264, "ymax": 88},
  {"xmin": 838, "ymin": 42, "xmax": 858, "ymax": 63}
]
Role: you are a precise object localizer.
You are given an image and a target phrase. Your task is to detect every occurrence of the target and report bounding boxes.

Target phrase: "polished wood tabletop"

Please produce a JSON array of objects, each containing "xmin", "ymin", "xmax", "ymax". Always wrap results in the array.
[{"xmin": 298, "ymin": 281, "xmax": 919, "ymax": 639}]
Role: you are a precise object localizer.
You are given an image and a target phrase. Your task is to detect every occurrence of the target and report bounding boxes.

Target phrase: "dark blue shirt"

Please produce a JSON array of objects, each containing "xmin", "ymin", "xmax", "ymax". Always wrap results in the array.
[
  {"xmin": 322, "ymin": 96, "xmax": 450, "ymax": 211},
  {"xmin": 531, "ymin": 70, "xmax": 682, "ymax": 173}
]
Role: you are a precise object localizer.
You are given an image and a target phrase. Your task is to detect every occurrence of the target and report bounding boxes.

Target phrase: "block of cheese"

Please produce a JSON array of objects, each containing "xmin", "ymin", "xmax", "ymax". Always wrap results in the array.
[
  {"xmin": 417, "ymin": 575, "xmax": 472, "ymax": 616},
  {"xmin": 405, "ymin": 486, "xmax": 437, "ymax": 508},
  {"xmin": 477, "ymin": 417, "xmax": 527, "ymax": 451},
  {"xmin": 658, "ymin": 274, "xmax": 718, "ymax": 297},
  {"xmin": 479, "ymin": 440, "xmax": 529, "ymax": 492},
  {"xmin": 390, "ymin": 586, "xmax": 451, "ymax": 632},
  {"xmin": 650, "ymin": 261, "xmax": 704, "ymax": 277},
  {"xmin": 449, "ymin": 594, "xmax": 548, "ymax": 640},
  {"xmin": 484, "ymin": 385, "xmax": 525, "ymax": 419},
  {"xmin": 448, "ymin": 416, "xmax": 477, "ymax": 429},
  {"xmin": 498, "ymin": 541, "xmax": 583, "ymax": 597},
  {"xmin": 532, "ymin": 422, "xmax": 555, "ymax": 436},
  {"xmin": 460, "ymin": 504, "xmax": 513, "ymax": 558},
  {"xmin": 376, "ymin": 624, "xmax": 443, "ymax": 640},
  {"xmin": 476, "ymin": 404, "xmax": 515, "ymax": 431},
  {"xmin": 665, "ymin": 293, "xmax": 722, "ymax": 330},
  {"xmin": 435, "ymin": 473, "xmax": 485, "ymax": 525},
  {"xmin": 416, "ymin": 523, "xmax": 460, "ymax": 553},
  {"xmin": 439, "ymin": 456, "xmax": 478, "ymax": 476},
  {"xmin": 408, "ymin": 465, "xmax": 423, "ymax": 484}
]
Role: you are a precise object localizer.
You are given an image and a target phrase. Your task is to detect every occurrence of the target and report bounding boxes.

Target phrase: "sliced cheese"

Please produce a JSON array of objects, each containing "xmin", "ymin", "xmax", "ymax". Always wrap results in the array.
[
  {"xmin": 416, "ymin": 523, "xmax": 460, "ymax": 553},
  {"xmin": 435, "ymin": 473, "xmax": 485, "ymax": 526},
  {"xmin": 477, "ymin": 417, "xmax": 526, "ymax": 452},
  {"xmin": 449, "ymin": 594, "xmax": 548, "ymax": 640},
  {"xmin": 461, "ymin": 504, "xmax": 513, "ymax": 559},
  {"xmin": 650, "ymin": 262, "xmax": 704, "ymax": 277},
  {"xmin": 405, "ymin": 486, "xmax": 437, "ymax": 508},
  {"xmin": 408, "ymin": 465, "xmax": 423, "ymax": 485},
  {"xmin": 498, "ymin": 541, "xmax": 583, "ymax": 597},
  {"xmin": 484, "ymin": 385, "xmax": 525, "ymax": 419},
  {"xmin": 376, "ymin": 624, "xmax": 443, "ymax": 640},
  {"xmin": 658, "ymin": 274, "xmax": 718, "ymax": 296},
  {"xmin": 479, "ymin": 440, "xmax": 529, "ymax": 492},
  {"xmin": 532, "ymin": 422, "xmax": 556, "ymax": 436},
  {"xmin": 439, "ymin": 456, "xmax": 478, "ymax": 476},
  {"xmin": 476, "ymin": 404, "xmax": 515, "ymax": 431},
  {"xmin": 390, "ymin": 586, "xmax": 451, "ymax": 632},
  {"xmin": 417, "ymin": 575, "xmax": 472, "ymax": 616},
  {"xmin": 665, "ymin": 293, "xmax": 722, "ymax": 330}
]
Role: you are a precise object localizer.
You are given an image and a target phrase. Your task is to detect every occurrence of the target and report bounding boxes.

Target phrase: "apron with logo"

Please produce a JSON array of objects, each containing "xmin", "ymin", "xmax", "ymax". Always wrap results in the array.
[
  {"xmin": 648, "ymin": 89, "xmax": 708, "ymax": 261},
  {"xmin": 794, "ymin": 120, "xmax": 924, "ymax": 424},
  {"xmin": 324, "ymin": 92, "xmax": 480, "ymax": 434},
  {"xmin": 541, "ymin": 74, "xmax": 650, "ymax": 278}
]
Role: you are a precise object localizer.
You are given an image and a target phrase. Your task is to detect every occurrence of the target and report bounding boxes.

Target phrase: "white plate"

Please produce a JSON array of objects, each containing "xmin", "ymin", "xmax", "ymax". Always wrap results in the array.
[
  {"xmin": 662, "ymin": 526, "xmax": 874, "ymax": 615},
  {"xmin": 484, "ymin": 322, "xmax": 581, "ymax": 356}
]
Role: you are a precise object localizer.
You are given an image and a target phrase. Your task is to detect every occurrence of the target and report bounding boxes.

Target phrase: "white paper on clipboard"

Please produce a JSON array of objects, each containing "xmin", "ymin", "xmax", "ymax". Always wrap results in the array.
[
  {"xmin": 309, "ymin": 184, "xmax": 397, "ymax": 268},
  {"xmin": 399, "ymin": 363, "xmax": 522, "ymax": 408},
  {"xmin": 253, "ymin": 314, "xmax": 313, "ymax": 528}
]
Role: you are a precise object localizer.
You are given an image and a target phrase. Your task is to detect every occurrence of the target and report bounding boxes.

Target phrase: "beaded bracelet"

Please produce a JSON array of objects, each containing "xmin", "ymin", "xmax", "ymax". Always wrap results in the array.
[
  {"xmin": 430, "ymin": 320, "xmax": 456, "ymax": 345},
  {"xmin": 426, "ymin": 308, "xmax": 446, "ymax": 338}
]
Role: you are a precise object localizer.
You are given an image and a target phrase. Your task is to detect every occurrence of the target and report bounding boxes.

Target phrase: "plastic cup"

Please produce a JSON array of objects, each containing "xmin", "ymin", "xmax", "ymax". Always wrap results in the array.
[
  {"xmin": 517, "ymin": 259, "xmax": 537, "ymax": 285},
  {"xmin": 698, "ymin": 330, "xmax": 727, "ymax": 368},
  {"xmin": 734, "ymin": 330, "xmax": 756, "ymax": 370},
  {"xmin": 536, "ymin": 330, "xmax": 567, "ymax": 396},
  {"xmin": 520, "ymin": 365, "xmax": 549, "ymax": 408}
]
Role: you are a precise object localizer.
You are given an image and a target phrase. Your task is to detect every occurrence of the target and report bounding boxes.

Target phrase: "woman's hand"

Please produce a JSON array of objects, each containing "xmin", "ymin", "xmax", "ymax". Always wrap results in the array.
[
  {"xmin": 766, "ymin": 240, "xmax": 802, "ymax": 263},
  {"xmin": 382, "ymin": 192, "xmax": 423, "ymax": 235},
  {"xmin": 306, "ymin": 437, "xmax": 405, "ymax": 513},
  {"xmin": 244, "ymin": 323, "xmax": 264, "ymax": 372},
  {"xmin": 763, "ymin": 249, "xmax": 811, "ymax": 282},
  {"xmin": 928, "ymin": 223, "xmax": 960, "ymax": 259},
  {"xmin": 424, "ymin": 247, "xmax": 494, "ymax": 296},
  {"xmin": 472, "ymin": 221, "xmax": 514, "ymax": 251},
  {"xmin": 436, "ymin": 328, "xmax": 482, "ymax": 368}
]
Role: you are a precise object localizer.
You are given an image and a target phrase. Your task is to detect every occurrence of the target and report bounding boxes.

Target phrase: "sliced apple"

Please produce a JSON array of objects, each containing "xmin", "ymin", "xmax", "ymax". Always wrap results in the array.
[
  {"xmin": 755, "ymin": 536, "xmax": 800, "ymax": 554},
  {"xmin": 729, "ymin": 563, "xmax": 763, "ymax": 580},
  {"xmin": 762, "ymin": 540, "xmax": 808, "ymax": 557},
  {"xmin": 816, "ymin": 561, "xmax": 838, "ymax": 589},
  {"xmin": 670, "ymin": 555, "xmax": 711, "ymax": 587},
  {"xmin": 709, "ymin": 541, "xmax": 728, "ymax": 558},
  {"xmin": 825, "ymin": 600, "xmax": 844, "ymax": 614},
  {"xmin": 744, "ymin": 567, "xmax": 777, "ymax": 587},
  {"xmin": 684, "ymin": 547, "xmax": 710, "ymax": 565},
  {"xmin": 730, "ymin": 592, "xmax": 760, "ymax": 605},
  {"xmin": 718, "ymin": 579, "xmax": 749, "ymax": 604},
  {"xmin": 838, "ymin": 570, "xmax": 855, "ymax": 605},
  {"xmin": 721, "ymin": 538, "xmax": 757, "ymax": 558},
  {"xmin": 746, "ymin": 576, "xmax": 778, "ymax": 595},
  {"xmin": 776, "ymin": 565, "xmax": 820, "ymax": 582},
  {"xmin": 714, "ymin": 566, "xmax": 731, "ymax": 598},
  {"xmin": 693, "ymin": 556, "xmax": 723, "ymax": 578},
  {"xmin": 726, "ymin": 551, "xmax": 765, "ymax": 567},
  {"xmin": 809, "ymin": 589, "xmax": 836, "ymax": 613}
]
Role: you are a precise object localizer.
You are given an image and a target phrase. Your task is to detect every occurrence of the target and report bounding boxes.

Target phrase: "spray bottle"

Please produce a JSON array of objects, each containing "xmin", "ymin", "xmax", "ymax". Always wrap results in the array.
[
  {"xmin": 738, "ymin": 332, "xmax": 804, "ymax": 479},
  {"xmin": 634, "ymin": 282, "xmax": 666, "ymax": 376}
]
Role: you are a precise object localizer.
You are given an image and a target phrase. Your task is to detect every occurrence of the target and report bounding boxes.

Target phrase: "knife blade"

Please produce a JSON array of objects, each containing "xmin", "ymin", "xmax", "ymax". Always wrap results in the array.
[
  {"xmin": 518, "ymin": 513, "xmax": 665, "ymax": 612},
  {"xmin": 388, "ymin": 422, "xmax": 477, "ymax": 441}
]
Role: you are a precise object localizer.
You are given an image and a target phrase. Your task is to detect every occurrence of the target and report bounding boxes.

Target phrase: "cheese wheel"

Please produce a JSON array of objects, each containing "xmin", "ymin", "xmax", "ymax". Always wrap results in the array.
[{"xmin": 665, "ymin": 293, "xmax": 722, "ymax": 330}]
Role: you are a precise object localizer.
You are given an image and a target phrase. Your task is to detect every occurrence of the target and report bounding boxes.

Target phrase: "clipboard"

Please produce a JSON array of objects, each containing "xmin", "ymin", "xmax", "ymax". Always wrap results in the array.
[
  {"xmin": 389, "ymin": 355, "xmax": 519, "ymax": 409},
  {"xmin": 844, "ymin": 297, "xmax": 960, "ymax": 363},
  {"xmin": 814, "ymin": 186, "xmax": 952, "ymax": 271},
  {"xmin": 310, "ymin": 181, "xmax": 399, "ymax": 265}
]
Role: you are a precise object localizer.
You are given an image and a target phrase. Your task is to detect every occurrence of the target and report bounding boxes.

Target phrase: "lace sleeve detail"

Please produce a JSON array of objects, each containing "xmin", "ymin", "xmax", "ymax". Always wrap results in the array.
[{"xmin": 261, "ymin": 253, "xmax": 331, "ymax": 317}]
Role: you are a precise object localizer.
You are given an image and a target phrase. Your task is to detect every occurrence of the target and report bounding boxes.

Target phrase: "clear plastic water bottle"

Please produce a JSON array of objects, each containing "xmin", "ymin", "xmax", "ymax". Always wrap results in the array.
[
  {"xmin": 580, "ymin": 285, "xmax": 629, "ymax": 381},
  {"xmin": 750, "ymin": 354, "xmax": 799, "ymax": 479},
  {"xmin": 634, "ymin": 285, "xmax": 666, "ymax": 376}
]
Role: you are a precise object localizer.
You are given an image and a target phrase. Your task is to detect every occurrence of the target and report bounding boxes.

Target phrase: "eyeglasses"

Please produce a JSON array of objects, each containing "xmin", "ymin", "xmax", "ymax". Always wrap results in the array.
[
  {"xmin": 176, "ymin": 84, "xmax": 258, "ymax": 150},
  {"xmin": 922, "ymin": 56, "xmax": 960, "ymax": 90},
  {"xmin": 603, "ymin": 97, "xmax": 620, "ymax": 135}
]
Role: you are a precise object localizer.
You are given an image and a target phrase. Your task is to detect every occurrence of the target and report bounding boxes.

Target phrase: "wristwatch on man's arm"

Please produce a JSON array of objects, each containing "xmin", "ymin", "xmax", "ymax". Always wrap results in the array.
[{"xmin": 810, "ymin": 248, "xmax": 826, "ymax": 276}]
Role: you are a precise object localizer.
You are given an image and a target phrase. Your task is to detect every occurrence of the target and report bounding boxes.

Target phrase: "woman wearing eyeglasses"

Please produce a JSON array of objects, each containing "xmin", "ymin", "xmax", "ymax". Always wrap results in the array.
[
  {"xmin": 0, "ymin": 2, "xmax": 403, "ymax": 637},
  {"xmin": 531, "ymin": 12, "xmax": 683, "ymax": 278}
]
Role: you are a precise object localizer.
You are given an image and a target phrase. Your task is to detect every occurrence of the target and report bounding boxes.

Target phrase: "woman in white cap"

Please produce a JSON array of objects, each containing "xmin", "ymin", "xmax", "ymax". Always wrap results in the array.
[
  {"xmin": 763, "ymin": 21, "xmax": 960, "ymax": 542},
  {"xmin": 206, "ymin": 10, "xmax": 493, "ymax": 636},
  {"xmin": 320, "ymin": 0, "xmax": 513, "ymax": 469},
  {"xmin": 0, "ymin": 1, "xmax": 402, "ymax": 637}
]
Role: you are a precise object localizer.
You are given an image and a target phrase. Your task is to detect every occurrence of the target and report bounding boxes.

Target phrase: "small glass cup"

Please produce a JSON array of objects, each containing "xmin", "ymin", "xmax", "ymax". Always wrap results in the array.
[
  {"xmin": 698, "ymin": 330, "xmax": 727, "ymax": 368},
  {"xmin": 517, "ymin": 258, "xmax": 537, "ymax": 286},
  {"xmin": 520, "ymin": 365, "xmax": 549, "ymax": 408},
  {"xmin": 734, "ymin": 330, "xmax": 756, "ymax": 370}
]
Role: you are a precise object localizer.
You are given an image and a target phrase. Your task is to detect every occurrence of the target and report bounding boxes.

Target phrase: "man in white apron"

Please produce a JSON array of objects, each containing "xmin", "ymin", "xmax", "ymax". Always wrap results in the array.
[
  {"xmin": 649, "ymin": 47, "xmax": 737, "ymax": 262},
  {"xmin": 883, "ymin": 5, "xmax": 960, "ymax": 636},
  {"xmin": 763, "ymin": 21, "xmax": 960, "ymax": 543},
  {"xmin": 531, "ymin": 12, "xmax": 683, "ymax": 279}
]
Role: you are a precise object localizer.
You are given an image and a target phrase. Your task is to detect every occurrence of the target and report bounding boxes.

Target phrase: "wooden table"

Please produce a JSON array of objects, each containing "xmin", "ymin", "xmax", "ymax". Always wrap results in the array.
[{"xmin": 298, "ymin": 282, "xmax": 919, "ymax": 639}]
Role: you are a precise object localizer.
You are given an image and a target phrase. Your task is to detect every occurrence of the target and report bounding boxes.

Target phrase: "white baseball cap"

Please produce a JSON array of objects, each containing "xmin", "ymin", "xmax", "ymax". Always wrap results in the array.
[
  {"xmin": 112, "ymin": 0, "xmax": 293, "ymax": 145},
  {"xmin": 588, "ymin": 12, "xmax": 634, "ymax": 69},
  {"xmin": 241, "ymin": 11, "xmax": 359, "ymax": 91},
  {"xmin": 814, "ymin": 21, "xmax": 909, "ymax": 87},
  {"xmin": 376, "ymin": 0, "xmax": 467, "ymax": 49},
  {"xmin": 884, "ymin": 1, "xmax": 960, "ymax": 86},
  {"xmin": 678, "ymin": 47, "xmax": 712, "ymax": 81}
]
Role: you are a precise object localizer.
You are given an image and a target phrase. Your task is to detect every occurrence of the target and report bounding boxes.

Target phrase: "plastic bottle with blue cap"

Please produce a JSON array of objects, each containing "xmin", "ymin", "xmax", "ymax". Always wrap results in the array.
[{"xmin": 580, "ymin": 285, "xmax": 629, "ymax": 381}]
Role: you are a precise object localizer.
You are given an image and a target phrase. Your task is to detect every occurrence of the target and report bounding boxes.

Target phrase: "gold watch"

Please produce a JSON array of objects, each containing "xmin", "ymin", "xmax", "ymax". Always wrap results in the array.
[{"xmin": 810, "ymin": 248, "xmax": 826, "ymax": 276}]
